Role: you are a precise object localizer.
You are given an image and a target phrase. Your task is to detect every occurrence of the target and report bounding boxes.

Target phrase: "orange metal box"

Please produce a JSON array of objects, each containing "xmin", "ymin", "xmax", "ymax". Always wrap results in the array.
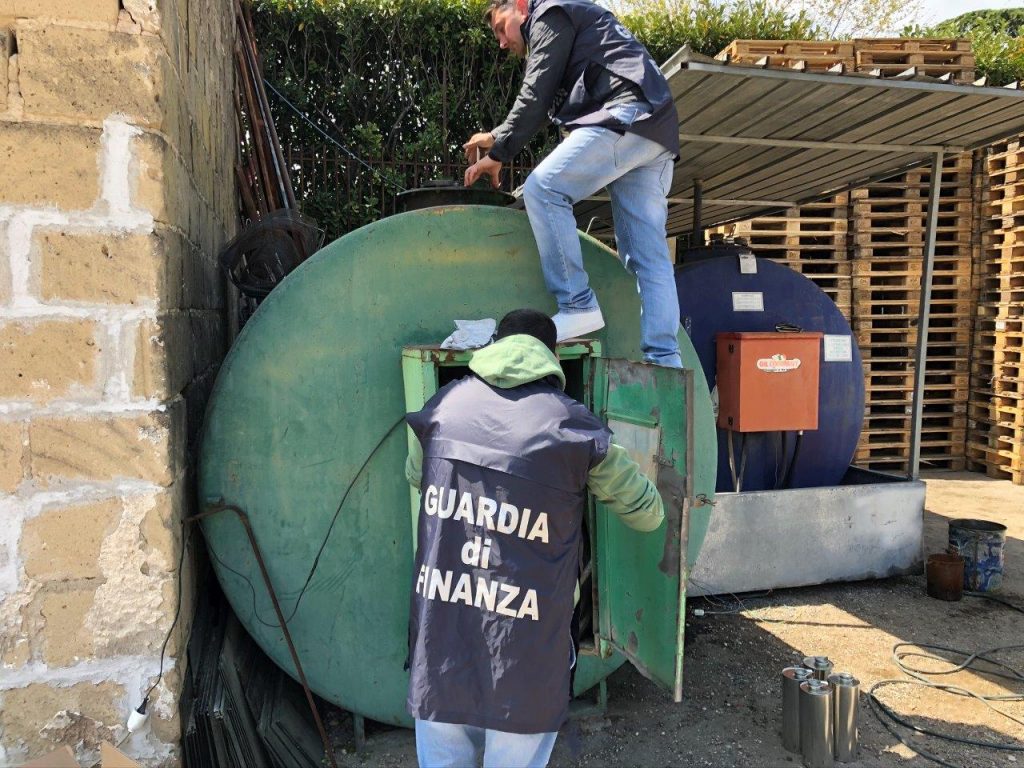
[{"xmin": 716, "ymin": 332, "xmax": 823, "ymax": 432}]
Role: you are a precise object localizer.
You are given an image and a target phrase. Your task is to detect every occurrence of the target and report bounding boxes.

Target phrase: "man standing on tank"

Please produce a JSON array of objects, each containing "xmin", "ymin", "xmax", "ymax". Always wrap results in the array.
[
  {"xmin": 464, "ymin": 0, "xmax": 682, "ymax": 368},
  {"xmin": 404, "ymin": 309, "xmax": 665, "ymax": 767}
]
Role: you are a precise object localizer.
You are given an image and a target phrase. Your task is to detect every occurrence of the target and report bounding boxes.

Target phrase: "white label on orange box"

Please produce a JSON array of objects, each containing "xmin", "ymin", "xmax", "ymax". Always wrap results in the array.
[
  {"xmin": 756, "ymin": 354, "xmax": 802, "ymax": 373},
  {"xmin": 823, "ymin": 334, "xmax": 853, "ymax": 362},
  {"xmin": 732, "ymin": 291, "xmax": 764, "ymax": 311}
]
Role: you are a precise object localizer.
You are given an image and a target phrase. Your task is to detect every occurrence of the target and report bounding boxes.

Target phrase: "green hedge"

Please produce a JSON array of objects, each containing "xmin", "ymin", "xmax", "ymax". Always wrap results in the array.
[
  {"xmin": 254, "ymin": 0, "xmax": 821, "ymax": 238},
  {"xmin": 617, "ymin": 0, "xmax": 820, "ymax": 66}
]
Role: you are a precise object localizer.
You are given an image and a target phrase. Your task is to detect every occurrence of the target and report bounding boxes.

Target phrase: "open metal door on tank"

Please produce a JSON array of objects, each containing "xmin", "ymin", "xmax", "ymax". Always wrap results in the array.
[{"xmin": 591, "ymin": 359, "xmax": 693, "ymax": 701}]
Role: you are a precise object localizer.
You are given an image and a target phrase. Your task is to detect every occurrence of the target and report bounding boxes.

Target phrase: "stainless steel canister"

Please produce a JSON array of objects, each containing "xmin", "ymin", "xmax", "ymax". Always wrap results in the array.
[
  {"xmin": 828, "ymin": 672, "xmax": 859, "ymax": 762},
  {"xmin": 799, "ymin": 679, "xmax": 834, "ymax": 768},
  {"xmin": 782, "ymin": 667, "xmax": 815, "ymax": 753},
  {"xmin": 803, "ymin": 655, "xmax": 834, "ymax": 680}
]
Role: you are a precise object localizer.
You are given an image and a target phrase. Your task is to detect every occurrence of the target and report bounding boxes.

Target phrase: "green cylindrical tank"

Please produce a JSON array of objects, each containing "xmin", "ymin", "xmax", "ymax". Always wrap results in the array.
[{"xmin": 198, "ymin": 206, "xmax": 716, "ymax": 727}]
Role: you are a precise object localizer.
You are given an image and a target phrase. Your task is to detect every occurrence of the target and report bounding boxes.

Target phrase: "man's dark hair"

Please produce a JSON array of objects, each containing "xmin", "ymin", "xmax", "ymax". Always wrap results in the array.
[
  {"xmin": 495, "ymin": 308, "xmax": 557, "ymax": 354},
  {"xmin": 484, "ymin": 0, "xmax": 516, "ymax": 24}
]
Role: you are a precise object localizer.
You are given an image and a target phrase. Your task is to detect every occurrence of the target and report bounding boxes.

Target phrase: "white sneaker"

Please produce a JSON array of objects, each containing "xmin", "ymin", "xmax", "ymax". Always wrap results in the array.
[{"xmin": 552, "ymin": 308, "xmax": 605, "ymax": 341}]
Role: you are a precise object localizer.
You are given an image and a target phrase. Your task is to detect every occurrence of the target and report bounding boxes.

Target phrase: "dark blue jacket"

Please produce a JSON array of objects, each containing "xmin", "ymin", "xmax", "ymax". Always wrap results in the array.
[
  {"xmin": 405, "ymin": 373, "xmax": 609, "ymax": 733},
  {"xmin": 528, "ymin": 0, "xmax": 679, "ymax": 154}
]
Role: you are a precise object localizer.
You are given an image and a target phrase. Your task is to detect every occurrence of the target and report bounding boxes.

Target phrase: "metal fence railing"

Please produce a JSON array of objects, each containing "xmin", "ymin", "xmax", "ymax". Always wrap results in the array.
[{"xmin": 284, "ymin": 146, "xmax": 537, "ymax": 241}]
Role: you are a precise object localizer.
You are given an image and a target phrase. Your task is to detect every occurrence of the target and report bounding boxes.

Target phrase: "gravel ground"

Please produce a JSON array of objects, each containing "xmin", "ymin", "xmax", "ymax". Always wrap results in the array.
[{"xmin": 328, "ymin": 471, "xmax": 1024, "ymax": 767}]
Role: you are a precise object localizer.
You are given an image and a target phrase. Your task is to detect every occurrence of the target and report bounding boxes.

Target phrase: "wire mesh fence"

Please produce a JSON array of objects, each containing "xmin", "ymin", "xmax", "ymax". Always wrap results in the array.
[{"xmin": 284, "ymin": 146, "xmax": 537, "ymax": 242}]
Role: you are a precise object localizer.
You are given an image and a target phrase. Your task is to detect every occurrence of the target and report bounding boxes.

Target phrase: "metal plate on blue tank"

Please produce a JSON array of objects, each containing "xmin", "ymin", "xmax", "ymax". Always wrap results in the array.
[{"xmin": 676, "ymin": 255, "xmax": 864, "ymax": 492}]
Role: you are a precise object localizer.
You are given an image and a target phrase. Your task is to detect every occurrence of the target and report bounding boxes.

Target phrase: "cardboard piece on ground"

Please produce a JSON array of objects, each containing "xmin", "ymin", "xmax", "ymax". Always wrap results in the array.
[
  {"xmin": 100, "ymin": 742, "xmax": 142, "ymax": 767},
  {"xmin": 21, "ymin": 745, "xmax": 80, "ymax": 767}
]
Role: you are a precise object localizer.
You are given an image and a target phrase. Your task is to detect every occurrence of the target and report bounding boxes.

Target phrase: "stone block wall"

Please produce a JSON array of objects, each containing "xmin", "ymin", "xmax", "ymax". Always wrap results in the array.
[{"xmin": 0, "ymin": 0, "xmax": 236, "ymax": 764}]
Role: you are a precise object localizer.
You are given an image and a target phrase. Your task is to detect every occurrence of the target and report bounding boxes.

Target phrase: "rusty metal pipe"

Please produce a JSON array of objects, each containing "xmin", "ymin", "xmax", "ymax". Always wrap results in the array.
[{"xmin": 188, "ymin": 502, "xmax": 339, "ymax": 768}]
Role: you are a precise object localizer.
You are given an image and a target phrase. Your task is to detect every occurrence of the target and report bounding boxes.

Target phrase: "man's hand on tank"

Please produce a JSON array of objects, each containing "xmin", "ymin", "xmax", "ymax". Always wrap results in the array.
[
  {"xmin": 465, "ymin": 157, "xmax": 503, "ymax": 189},
  {"xmin": 463, "ymin": 132, "xmax": 496, "ymax": 163}
]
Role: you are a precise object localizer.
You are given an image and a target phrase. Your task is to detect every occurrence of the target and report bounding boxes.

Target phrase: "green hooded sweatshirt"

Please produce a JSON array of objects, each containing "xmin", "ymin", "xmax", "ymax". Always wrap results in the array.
[{"xmin": 405, "ymin": 334, "xmax": 664, "ymax": 532}]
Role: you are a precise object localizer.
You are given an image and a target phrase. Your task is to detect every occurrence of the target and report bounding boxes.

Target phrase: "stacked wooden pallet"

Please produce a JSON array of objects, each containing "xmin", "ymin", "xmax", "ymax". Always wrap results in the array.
[
  {"xmin": 966, "ymin": 137, "xmax": 1024, "ymax": 484},
  {"xmin": 712, "ymin": 195, "xmax": 853, "ymax": 317},
  {"xmin": 850, "ymin": 154, "xmax": 975, "ymax": 473},
  {"xmin": 716, "ymin": 39, "xmax": 974, "ymax": 83},
  {"xmin": 854, "ymin": 38, "xmax": 975, "ymax": 83},
  {"xmin": 712, "ymin": 37, "xmax": 991, "ymax": 476},
  {"xmin": 715, "ymin": 39, "xmax": 855, "ymax": 73}
]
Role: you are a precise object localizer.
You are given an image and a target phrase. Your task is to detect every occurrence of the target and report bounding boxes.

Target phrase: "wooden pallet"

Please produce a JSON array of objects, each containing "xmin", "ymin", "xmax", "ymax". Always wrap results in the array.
[
  {"xmin": 719, "ymin": 39, "xmax": 856, "ymax": 58},
  {"xmin": 856, "ymin": 328, "xmax": 974, "ymax": 348},
  {"xmin": 968, "ymin": 138, "xmax": 1024, "ymax": 484},
  {"xmin": 863, "ymin": 360, "xmax": 970, "ymax": 380},
  {"xmin": 852, "ymin": 258, "xmax": 971, "ymax": 277},
  {"xmin": 716, "ymin": 39, "xmax": 855, "ymax": 72},
  {"xmin": 967, "ymin": 391, "xmax": 1023, "ymax": 423},
  {"xmin": 853, "ymin": 200, "xmax": 973, "ymax": 220},
  {"xmin": 711, "ymin": 194, "xmax": 851, "ymax": 315},
  {"xmin": 734, "ymin": 232, "xmax": 848, "ymax": 250},
  {"xmin": 855, "ymin": 443, "xmax": 968, "ymax": 471},
  {"xmin": 984, "ymin": 185, "xmax": 1024, "ymax": 210},
  {"xmin": 854, "ymin": 38, "xmax": 972, "ymax": 53},
  {"xmin": 853, "ymin": 227, "xmax": 971, "ymax": 246},
  {"xmin": 965, "ymin": 441, "xmax": 1024, "ymax": 483},
  {"xmin": 852, "ymin": 244, "xmax": 973, "ymax": 260},
  {"xmin": 853, "ymin": 38, "xmax": 974, "ymax": 82}
]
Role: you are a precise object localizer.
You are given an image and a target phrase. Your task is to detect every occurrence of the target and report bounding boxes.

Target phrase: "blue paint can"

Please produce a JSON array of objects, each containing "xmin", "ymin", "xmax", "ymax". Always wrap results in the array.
[{"xmin": 948, "ymin": 518, "xmax": 1007, "ymax": 592}]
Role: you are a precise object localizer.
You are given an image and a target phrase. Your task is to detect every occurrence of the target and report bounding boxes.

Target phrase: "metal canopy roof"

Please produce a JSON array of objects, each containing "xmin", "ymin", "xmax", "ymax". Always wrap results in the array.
[{"xmin": 573, "ymin": 46, "xmax": 1024, "ymax": 238}]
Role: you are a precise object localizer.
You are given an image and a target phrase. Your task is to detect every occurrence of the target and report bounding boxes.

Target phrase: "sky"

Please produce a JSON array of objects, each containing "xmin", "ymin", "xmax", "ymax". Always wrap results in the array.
[{"xmin": 917, "ymin": 0, "xmax": 1022, "ymax": 25}]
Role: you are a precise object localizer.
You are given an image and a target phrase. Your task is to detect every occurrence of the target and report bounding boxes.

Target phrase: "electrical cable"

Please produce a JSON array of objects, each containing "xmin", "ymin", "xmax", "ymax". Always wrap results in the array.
[
  {"xmin": 727, "ymin": 429, "xmax": 738, "ymax": 491},
  {"xmin": 895, "ymin": 642, "xmax": 1024, "ymax": 693},
  {"xmin": 261, "ymin": 78, "xmax": 408, "ymax": 194},
  {"xmin": 966, "ymin": 590, "xmax": 1024, "ymax": 615},
  {"xmin": 781, "ymin": 430, "xmax": 803, "ymax": 489},
  {"xmin": 866, "ymin": 594, "xmax": 1024, "ymax": 766},
  {"xmin": 203, "ymin": 415, "xmax": 407, "ymax": 628},
  {"xmin": 688, "ymin": 576, "xmax": 775, "ymax": 615},
  {"xmin": 142, "ymin": 521, "xmax": 194, "ymax": 706},
  {"xmin": 737, "ymin": 433, "xmax": 748, "ymax": 493},
  {"xmin": 278, "ymin": 415, "xmax": 407, "ymax": 622},
  {"xmin": 775, "ymin": 431, "xmax": 787, "ymax": 490}
]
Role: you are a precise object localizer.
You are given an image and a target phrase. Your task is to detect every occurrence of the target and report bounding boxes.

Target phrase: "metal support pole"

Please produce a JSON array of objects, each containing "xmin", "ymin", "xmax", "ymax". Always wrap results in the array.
[
  {"xmin": 908, "ymin": 150, "xmax": 944, "ymax": 480},
  {"xmin": 190, "ymin": 502, "xmax": 340, "ymax": 768},
  {"xmin": 692, "ymin": 179, "xmax": 704, "ymax": 248}
]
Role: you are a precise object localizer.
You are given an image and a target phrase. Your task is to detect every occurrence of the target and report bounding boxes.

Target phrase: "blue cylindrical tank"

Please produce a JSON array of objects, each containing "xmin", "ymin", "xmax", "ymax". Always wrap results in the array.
[{"xmin": 676, "ymin": 255, "xmax": 864, "ymax": 492}]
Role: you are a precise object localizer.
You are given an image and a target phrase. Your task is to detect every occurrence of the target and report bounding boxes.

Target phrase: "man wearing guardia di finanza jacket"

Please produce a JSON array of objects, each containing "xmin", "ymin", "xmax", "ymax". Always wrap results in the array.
[{"xmin": 404, "ymin": 309, "xmax": 666, "ymax": 767}]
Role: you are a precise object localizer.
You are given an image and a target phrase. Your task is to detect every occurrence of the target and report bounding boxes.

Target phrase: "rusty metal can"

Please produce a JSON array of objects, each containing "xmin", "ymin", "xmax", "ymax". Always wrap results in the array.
[
  {"xmin": 803, "ymin": 655, "xmax": 834, "ymax": 680},
  {"xmin": 799, "ymin": 679, "xmax": 834, "ymax": 768},
  {"xmin": 782, "ymin": 666, "xmax": 814, "ymax": 753},
  {"xmin": 828, "ymin": 672, "xmax": 859, "ymax": 762}
]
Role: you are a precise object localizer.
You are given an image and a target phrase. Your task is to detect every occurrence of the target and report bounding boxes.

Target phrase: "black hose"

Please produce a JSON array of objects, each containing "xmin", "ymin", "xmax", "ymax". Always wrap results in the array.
[
  {"xmin": 775, "ymin": 431, "xmax": 788, "ymax": 490},
  {"xmin": 867, "ymin": 594, "xmax": 1024, "ymax": 766},
  {"xmin": 727, "ymin": 429, "xmax": 738, "ymax": 492},
  {"xmin": 736, "ymin": 433, "xmax": 748, "ymax": 493},
  {"xmin": 782, "ymin": 430, "xmax": 803, "ymax": 489}
]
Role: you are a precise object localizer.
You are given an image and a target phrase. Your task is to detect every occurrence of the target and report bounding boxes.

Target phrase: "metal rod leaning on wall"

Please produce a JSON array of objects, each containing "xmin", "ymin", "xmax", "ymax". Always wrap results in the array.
[
  {"xmin": 234, "ymin": 0, "xmax": 291, "ymax": 213},
  {"xmin": 908, "ymin": 150, "xmax": 944, "ymax": 480},
  {"xmin": 238, "ymin": 0, "xmax": 297, "ymax": 209},
  {"xmin": 188, "ymin": 502, "xmax": 340, "ymax": 768},
  {"xmin": 234, "ymin": 38, "xmax": 278, "ymax": 213}
]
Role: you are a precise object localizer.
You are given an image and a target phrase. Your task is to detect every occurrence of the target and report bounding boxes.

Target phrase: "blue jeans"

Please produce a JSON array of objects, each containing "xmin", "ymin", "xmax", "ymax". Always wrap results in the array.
[
  {"xmin": 415, "ymin": 719, "xmax": 557, "ymax": 768},
  {"xmin": 522, "ymin": 104, "xmax": 681, "ymax": 367}
]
